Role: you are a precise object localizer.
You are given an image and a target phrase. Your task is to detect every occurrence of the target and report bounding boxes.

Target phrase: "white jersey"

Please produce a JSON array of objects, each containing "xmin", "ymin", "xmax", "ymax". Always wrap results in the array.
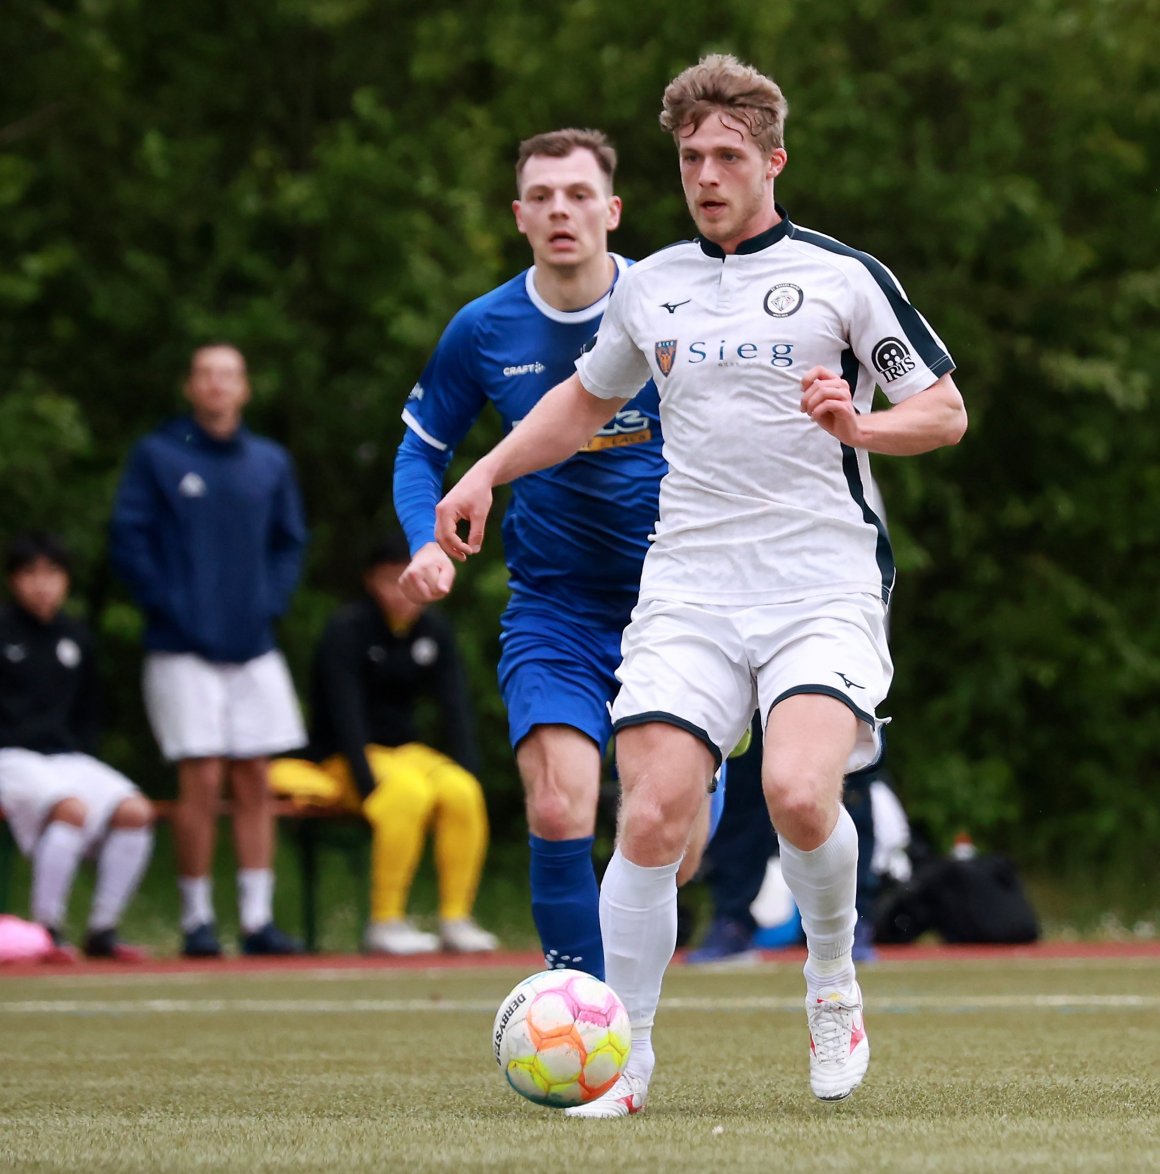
[{"xmin": 575, "ymin": 210, "xmax": 955, "ymax": 607}]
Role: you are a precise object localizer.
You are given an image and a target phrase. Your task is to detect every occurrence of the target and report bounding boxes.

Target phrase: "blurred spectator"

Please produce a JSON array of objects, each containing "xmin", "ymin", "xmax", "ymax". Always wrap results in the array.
[
  {"xmin": 0, "ymin": 532, "xmax": 153, "ymax": 960},
  {"xmin": 109, "ymin": 343, "xmax": 308, "ymax": 958},
  {"xmin": 270, "ymin": 532, "xmax": 497, "ymax": 955}
]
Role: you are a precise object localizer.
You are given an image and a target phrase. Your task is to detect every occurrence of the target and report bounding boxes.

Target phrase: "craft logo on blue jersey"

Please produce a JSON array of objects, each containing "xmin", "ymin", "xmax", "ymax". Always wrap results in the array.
[
  {"xmin": 655, "ymin": 340, "xmax": 677, "ymax": 377},
  {"xmin": 502, "ymin": 362, "xmax": 547, "ymax": 376},
  {"xmin": 763, "ymin": 283, "xmax": 804, "ymax": 318},
  {"xmin": 871, "ymin": 337, "xmax": 916, "ymax": 383}
]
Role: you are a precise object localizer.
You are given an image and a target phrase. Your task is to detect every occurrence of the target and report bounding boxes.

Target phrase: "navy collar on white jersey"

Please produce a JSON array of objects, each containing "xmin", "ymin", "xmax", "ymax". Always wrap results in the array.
[{"xmin": 697, "ymin": 205, "xmax": 792, "ymax": 259}]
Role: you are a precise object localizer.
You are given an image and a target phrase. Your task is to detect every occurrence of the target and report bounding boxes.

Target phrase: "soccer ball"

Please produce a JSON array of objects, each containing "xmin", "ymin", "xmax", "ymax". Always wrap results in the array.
[{"xmin": 492, "ymin": 969, "xmax": 631, "ymax": 1108}]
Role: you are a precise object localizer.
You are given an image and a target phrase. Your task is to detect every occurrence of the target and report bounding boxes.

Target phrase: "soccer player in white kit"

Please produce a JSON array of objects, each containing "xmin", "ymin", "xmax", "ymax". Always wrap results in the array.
[{"xmin": 436, "ymin": 54, "xmax": 968, "ymax": 1114}]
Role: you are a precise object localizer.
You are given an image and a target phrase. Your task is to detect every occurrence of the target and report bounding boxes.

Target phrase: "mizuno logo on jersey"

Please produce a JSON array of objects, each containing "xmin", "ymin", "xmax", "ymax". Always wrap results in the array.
[
  {"xmin": 407, "ymin": 381, "xmax": 425, "ymax": 401},
  {"xmin": 660, "ymin": 299, "xmax": 690, "ymax": 314},
  {"xmin": 655, "ymin": 340, "xmax": 677, "ymax": 377},
  {"xmin": 834, "ymin": 671, "xmax": 864, "ymax": 690},
  {"xmin": 503, "ymin": 362, "xmax": 547, "ymax": 376}
]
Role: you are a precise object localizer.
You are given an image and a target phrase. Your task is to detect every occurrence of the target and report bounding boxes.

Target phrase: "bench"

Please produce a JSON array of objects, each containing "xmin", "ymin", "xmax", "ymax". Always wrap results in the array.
[{"xmin": 0, "ymin": 798, "xmax": 369, "ymax": 953}]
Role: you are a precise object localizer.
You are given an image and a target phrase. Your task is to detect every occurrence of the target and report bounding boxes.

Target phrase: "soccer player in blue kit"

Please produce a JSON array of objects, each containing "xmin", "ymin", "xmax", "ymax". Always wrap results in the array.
[{"xmin": 393, "ymin": 129, "xmax": 723, "ymax": 982}]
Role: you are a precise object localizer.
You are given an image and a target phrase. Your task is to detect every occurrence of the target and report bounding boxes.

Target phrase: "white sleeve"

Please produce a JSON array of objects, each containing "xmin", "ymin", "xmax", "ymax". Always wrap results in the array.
[
  {"xmin": 847, "ymin": 259, "xmax": 955, "ymax": 404},
  {"xmin": 575, "ymin": 282, "xmax": 652, "ymax": 400}
]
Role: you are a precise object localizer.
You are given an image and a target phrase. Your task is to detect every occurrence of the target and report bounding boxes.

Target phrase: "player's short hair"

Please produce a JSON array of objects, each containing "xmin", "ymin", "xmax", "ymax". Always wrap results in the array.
[
  {"xmin": 660, "ymin": 54, "xmax": 788, "ymax": 153},
  {"xmin": 363, "ymin": 530, "xmax": 412, "ymax": 571},
  {"xmin": 5, "ymin": 531, "xmax": 72, "ymax": 576},
  {"xmin": 515, "ymin": 129, "xmax": 617, "ymax": 192}
]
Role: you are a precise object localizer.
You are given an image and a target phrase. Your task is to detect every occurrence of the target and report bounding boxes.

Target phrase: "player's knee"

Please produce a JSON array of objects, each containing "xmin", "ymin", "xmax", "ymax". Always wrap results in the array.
[
  {"xmin": 763, "ymin": 762, "xmax": 834, "ymax": 837},
  {"xmin": 48, "ymin": 796, "xmax": 87, "ymax": 827},
  {"xmin": 110, "ymin": 795, "xmax": 154, "ymax": 829}
]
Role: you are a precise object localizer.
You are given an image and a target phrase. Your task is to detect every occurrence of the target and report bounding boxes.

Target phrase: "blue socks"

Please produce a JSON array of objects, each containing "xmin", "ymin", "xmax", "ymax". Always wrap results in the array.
[{"xmin": 529, "ymin": 835, "xmax": 604, "ymax": 980}]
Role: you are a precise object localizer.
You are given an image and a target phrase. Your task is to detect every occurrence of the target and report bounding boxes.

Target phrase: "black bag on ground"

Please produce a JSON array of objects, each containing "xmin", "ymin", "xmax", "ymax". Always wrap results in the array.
[{"xmin": 874, "ymin": 852, "xmax": 1040, "ymax": 945}]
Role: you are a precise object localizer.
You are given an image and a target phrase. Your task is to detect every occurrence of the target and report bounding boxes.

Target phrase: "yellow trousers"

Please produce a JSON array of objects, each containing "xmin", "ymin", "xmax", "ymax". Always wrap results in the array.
[{"xmin": 268, "ymin": 744, "xmax": 489, "ymax": 923}]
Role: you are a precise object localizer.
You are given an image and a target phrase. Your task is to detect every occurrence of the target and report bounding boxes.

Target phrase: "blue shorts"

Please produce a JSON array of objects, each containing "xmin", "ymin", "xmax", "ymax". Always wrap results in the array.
[{"xmin": 498, "ymin": 597, "xmax": 625, "ymax": 752}]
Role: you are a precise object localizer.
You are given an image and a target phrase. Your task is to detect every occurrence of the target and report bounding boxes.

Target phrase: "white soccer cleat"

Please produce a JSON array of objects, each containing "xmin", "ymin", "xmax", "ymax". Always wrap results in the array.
[
  {"xmin": 807, "ymin": 981, "xmax": 870, "ymax": 1101},
  {"xmin": 362, "ymin": 919, "xmax": 439, "ymax": 955},
  {"xmin": 563, "ymin": 1071, "xmax": 649, "ymax": 1118},
  {"xmin": 439, "ymin": 917, "xmax": 499, "ymax": 953}
]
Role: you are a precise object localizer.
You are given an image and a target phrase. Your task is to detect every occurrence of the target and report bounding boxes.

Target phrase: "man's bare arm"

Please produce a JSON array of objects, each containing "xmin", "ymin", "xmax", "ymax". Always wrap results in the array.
[
  {"xmin": 801, "ymin": 369, "xmax": 967, "ymax": 455},
  {"xmin": 436, "ymin": 373, "xmax": 630, "ymax": 560}
]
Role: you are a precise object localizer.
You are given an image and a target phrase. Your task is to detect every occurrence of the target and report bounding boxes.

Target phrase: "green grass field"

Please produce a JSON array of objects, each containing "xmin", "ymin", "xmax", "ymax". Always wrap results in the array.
[{"xmin": 1, "ymin": 953, "xmax": 1157, "ymax": 1172}]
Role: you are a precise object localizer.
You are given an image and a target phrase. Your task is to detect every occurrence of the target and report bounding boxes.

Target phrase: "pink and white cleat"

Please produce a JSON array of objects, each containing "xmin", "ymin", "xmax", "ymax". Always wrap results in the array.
[
  {"xmin": 807, "ymin": 980, "xmax": 870, "ymax": 1101},
  {"xmin": 563, "ymin": 1071, "xmax": 649, "ymax": 1118}
]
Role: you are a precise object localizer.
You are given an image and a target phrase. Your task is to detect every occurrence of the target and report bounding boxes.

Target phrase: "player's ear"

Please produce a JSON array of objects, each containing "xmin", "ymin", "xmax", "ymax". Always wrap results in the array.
[
  {"xmin": 605, "ymin": 195, "xmax": 623, "ymax": 232},
  {"xmin": 768, "ymin": 148, "xmax": 788, "ymax": 181},
  {"xmin": 512, "ymin": 199, "xmax": 527, "ymax": 235}
]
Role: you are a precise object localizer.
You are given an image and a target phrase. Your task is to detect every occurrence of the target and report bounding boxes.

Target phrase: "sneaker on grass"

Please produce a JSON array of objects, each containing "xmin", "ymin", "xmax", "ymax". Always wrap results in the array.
[
  {"xmin": 807, "ymin": 980, "xmax": 870, "ymax": 1101},
  {"xmin": 362, "ymin": 919, "xmax": 439, "ymax": 955},
  {"xmin": 239, "ymin": 922, "xmax": 303, "ymax": 956},
  {"xmin": 440, "ymin": 917, "xmax": 499, "ymax": 953}
]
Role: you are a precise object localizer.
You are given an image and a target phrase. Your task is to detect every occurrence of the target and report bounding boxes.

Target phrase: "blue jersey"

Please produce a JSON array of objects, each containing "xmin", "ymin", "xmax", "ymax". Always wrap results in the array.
[{"xmin": 396, "ymin": 258, "xmax": 664, "ymax": 622}]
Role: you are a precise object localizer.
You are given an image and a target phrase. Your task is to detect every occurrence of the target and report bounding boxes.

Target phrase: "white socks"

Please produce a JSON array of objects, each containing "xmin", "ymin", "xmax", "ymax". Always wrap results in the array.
[
  {"xmin": 778, "ymin": 805, "xmax": 859, "ymax": 994},
  {"xmin": 31, "ymin": 821, "xmax": 86, "ymax": 929},
  {"xmin": 179, "ymin": 876, "xmax": 214, "ymax": 933},
  {"xmin": 236, "ymin": 868, "xmax": 274, "ymax": 935},
  {"xmin": 88, "ymin": 827, "xmax": 154, "ymax": 934},
  {"xmin": 180, "ymin": 869, "xmax": 274, "ymax": 934},
  {"xmin": 600, "ymin": 849, "xmax": 679, "ymax": 1083}
]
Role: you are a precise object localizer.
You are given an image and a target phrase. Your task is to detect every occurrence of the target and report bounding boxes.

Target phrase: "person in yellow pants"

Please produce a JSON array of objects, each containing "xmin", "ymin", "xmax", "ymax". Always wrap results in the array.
[{"xmin": 270, "ymin": 533, "xmax": 498, "ymax": 954}]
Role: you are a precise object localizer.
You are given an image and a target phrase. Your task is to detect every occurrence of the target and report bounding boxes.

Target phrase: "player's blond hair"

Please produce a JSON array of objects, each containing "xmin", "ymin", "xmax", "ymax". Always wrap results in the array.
[
  {"xmin": 660, "ymin": 54, "xmax": 788, "ymax": 153},
  {"xmin": 515, "ymin": 128, "xmax": 617, "ymax": 193}
]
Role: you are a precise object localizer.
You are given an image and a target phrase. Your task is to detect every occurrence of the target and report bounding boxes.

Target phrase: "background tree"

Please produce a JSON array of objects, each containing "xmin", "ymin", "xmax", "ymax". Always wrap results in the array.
[{"xmin": 1, "ymin": 0, "xmax": 1156, "ymax": 880}]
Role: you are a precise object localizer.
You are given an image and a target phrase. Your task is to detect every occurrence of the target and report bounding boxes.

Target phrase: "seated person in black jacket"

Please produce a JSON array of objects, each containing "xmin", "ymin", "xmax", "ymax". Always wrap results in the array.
[
  {"xmin": 270, "ymin": 532, "xmax": 497, "ymax": 955},
  {"xmin": 0, "ymin": 532, "xmax": 153, "ymax": 960}
]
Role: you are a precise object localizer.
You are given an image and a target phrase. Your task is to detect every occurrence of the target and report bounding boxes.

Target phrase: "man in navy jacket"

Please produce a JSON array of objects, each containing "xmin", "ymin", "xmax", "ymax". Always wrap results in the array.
[{"xmin": 110, "ymin": 343, "xmax": 308, "ymax": 958}]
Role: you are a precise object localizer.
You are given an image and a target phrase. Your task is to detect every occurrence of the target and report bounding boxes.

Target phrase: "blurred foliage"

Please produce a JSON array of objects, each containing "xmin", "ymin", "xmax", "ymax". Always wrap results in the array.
[{"xmin": 1, "ymin": 0, "xmax": 1157, "ymax": 874}]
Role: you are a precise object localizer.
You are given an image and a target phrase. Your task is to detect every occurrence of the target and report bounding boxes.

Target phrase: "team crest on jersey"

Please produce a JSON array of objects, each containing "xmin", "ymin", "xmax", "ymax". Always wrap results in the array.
[
  {"xmin": 871, "ymin": 336, "xmax": 916, "ymax": 383},
  {"xmin": 654, "ymin": 340, "xmax": 677, "ymax": 377},
  {"xmin": 763, "ymin": 283, "xmax": 804, "ymax": 318}
]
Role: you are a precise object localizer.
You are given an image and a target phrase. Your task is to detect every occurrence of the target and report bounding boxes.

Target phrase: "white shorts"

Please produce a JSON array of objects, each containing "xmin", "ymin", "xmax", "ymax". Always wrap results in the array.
[
  {"xmin": 143, "ymin": 650, "xmax": 306, "ymax": 762},
  {"xmin": 0, "ymin": 750, "xmax": 141, "ymax": 856},
  {"xmin": 611, "ymin": 593, "xmax": 892, "ymax": 773}
]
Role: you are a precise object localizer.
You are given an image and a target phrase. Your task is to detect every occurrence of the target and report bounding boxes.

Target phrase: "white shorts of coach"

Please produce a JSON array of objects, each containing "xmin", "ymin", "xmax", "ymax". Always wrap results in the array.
[
  {"xmin": 143, "ymin": 650, "xmax": 306, "ymax": 763},
  {"xmin": 0, "ymin": 749, "xmax": 142, "ymax": 856},
  {"xmin": 610, "ymin": 593, "xmax": 892, "ymax": 774}
]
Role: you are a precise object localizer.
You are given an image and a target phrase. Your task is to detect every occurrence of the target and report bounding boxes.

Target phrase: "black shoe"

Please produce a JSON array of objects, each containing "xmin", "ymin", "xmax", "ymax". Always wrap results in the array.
[
  {"xmin": 182, "ymin": 922, "xmax": 223, "ymax": 958},
  {"xmin": 84, "ymin": 929, "xmax": 149, "ymax": 962},
  {"xmin": 239, "ymin": 922, "xmax": 303, "ymax": 956}
]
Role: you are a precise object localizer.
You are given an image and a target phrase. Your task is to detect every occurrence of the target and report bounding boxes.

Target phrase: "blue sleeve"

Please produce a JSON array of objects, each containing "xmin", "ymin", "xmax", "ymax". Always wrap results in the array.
[
  {"xmin": 268, "ymin": 452, "xmax": 309, "ymax": 617},
  {"xmin": 393, "ymin": 305, "xmax": 488, "ymax": 555},
  {"xmin": 108, "ymin": 442, "xmax": 169, "ymax": 614},
  {"xmin": 393, "ymin": 431, "xmax": 453, "ymax": 555}
]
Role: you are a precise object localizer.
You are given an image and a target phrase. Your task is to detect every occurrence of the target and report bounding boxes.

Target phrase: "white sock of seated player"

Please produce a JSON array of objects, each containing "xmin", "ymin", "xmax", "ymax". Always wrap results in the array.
[
  {"xmin": 31, "ymin": 821, "xmax": 86, "ymax": 931},
  {"xmin": 778, "ymin": 805, "xmax": 858, "ymax": 995},
  {"xmin": 237, "ymin": 868, "xmax": 274, "ymax": 935},
  {"xmin": 88, "ymin": 827, "xmax": 154, "ymax": 934},
  {"xmin": 599, "ymin": 849, "xmax": 681, "ymax": 1083},
  {"xmin": 178, "ymin": 876, "xmax": 215, "ymax": 933}
]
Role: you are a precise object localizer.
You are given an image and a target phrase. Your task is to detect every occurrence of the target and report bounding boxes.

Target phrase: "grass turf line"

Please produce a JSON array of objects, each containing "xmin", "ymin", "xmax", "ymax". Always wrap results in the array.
[{"xmin": 1, "ymin": 958, "xmax": 1158, "ymax": 1172}]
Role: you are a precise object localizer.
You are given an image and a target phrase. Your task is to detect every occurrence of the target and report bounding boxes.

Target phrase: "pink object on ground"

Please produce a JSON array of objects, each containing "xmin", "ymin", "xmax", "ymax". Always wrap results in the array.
[{"xmin": 0, "ymin": 915, "xmax": 55, "ymax": 962}]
